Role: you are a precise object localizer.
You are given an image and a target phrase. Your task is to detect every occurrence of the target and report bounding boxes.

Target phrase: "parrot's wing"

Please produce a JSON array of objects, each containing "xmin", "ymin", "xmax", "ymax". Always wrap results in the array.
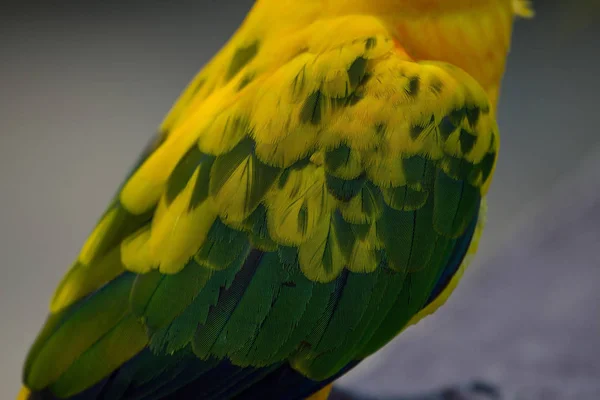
[{"xmin": 23, "ymin": 18, "xmax": 498, "ymax": 399}]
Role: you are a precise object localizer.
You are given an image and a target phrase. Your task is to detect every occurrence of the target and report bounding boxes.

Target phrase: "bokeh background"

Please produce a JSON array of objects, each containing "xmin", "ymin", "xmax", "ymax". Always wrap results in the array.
[{"xmin": 1, "ymin": 1, "xmax": 598, "ymax": 399}]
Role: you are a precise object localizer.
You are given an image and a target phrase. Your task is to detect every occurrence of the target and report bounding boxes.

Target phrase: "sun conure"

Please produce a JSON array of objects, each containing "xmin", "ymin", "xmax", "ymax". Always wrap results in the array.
[{"xmin": 18, "ymin": 0, "xmax": 532, "ymax": 399}]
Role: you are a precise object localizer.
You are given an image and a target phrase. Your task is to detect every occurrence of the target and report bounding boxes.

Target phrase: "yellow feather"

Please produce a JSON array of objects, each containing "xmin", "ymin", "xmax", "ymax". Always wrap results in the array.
[
  {"xmin": 120, "ymin": 133, "xmax": 198, "ymax": 214},
  {"xmin": 16, "ymin": 387, "xmax": 30, "ymax": 400},
  {"xmin": 266, "ymin": 165, "xmax": 334, "ymax": 245},
  {"xmin": 51, "ymin": 248, "xmax": 124, "ymax": 312},
  {"xmin": 121, "ymin": 226, "xmax": 154, "ymax": 274},
  {"xmin": 298, "ymin": 216, "xmax": 345, "ymax": 282},
  {"xmin": 347, "ymin": 240, "xmax": 378, "ymax": 273},
  {"xmin": 77, "ymin": 208, "xmax": 118, "ymax": 265},
  {"xmin": 197, "ymin": 113, "xmax": 249, "ymax": 156},
  {"xmin": 148, "ymin": 170, "xmax": 217, "ymax": 274}
]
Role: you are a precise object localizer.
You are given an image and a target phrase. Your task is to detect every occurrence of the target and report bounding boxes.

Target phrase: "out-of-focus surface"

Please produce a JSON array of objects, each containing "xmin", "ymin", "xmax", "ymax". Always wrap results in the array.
[{"xmin": 1, "ymin": 1, "xmax": 598, "ymax": 399}]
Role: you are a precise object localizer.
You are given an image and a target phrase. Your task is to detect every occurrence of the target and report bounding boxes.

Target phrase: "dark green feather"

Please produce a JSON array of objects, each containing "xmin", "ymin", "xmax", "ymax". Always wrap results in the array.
[
  {"xmin": 376, "ymin": 206, "xmax": 415, "ymax": 271},
  {"xmin": 433, "ymin": 169, "xmax": 480, "ymax": 238},
  {"xmin": 226, "ymin": 42, "xmax": 259, "ymax": 82},
  {"xmin": 300, "ymin": 270, "xmax": 380, "ymax": 379},
  {"xmin": 358, "ymin": 235, "xmax": 453, "ymax": 356},
  {"xmin": 193, "ymin": 251, "xmax": 262, "ymax": 359},
  {"xmin": 195, "ymin": 219, "xmax": 251, "ymax": 270},
  {"xmin": 166, "ymin": 145, "xmax": 205, "ymax": 204},
  {"xmin": 382, "ymin": 185, "xmax": 429, "ymax": 211},
  {"xmin": 212, "ymin": 252, "xmax": 288, "ymax": 361},
  {"xmin": 130, "ymin": 261, "xmax": 213, "ymax": 331},
  {"xmin": 326, "ymin": 174, "xmax": 366, "ymax": 201},
  {"xmin": 405, "ymin": 197, "xmax": 437, "ymax": 271},
  {"xmin": 233, "ymin": 261, "xmax": 315, "ymax": 366},
  {"xmin": 152, "ymin": 255, "xmax": 246, "ymax": 355},
  {"xmin": 300, "ymin": 90, "xmax": 323, "ymax": 125}
]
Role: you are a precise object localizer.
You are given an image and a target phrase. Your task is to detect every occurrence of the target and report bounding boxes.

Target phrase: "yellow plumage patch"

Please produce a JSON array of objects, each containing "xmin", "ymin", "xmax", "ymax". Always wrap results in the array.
[
  {"xmin": 66, "ymin": 13, "xmax": 499, "ymax": 286},
  {"xmin": 148, "ymin": 171, "xmax": 217, "ymax": 274},
  {"xmin": 266, "ymin": 165, "xmax": 334, "ymax": 245}
]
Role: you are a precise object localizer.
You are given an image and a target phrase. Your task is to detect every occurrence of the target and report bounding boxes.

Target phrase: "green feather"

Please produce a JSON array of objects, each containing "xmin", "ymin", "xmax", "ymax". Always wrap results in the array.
[
  {"xmin": 208, "ymin": 138, "xmax": 252, "ymax": 194},
  {"xmin": 234, "ymin": 261, "xmax": 315, "ymax": 366},
  {"xmin": 243, "ymin": 205, "xmax": 278, "ymax": 251},
  {"xmin": 195, "ymin": 219, "xmax": 251, "ymax": 270},
  {"xmin": 25, "ymin": 274, "xmax": 135, "ymax": 391},
  {"xmin": 355, "ymin": 268, "xmax": 407, "ymax": 358},
  {"xmin": 339, "ymin": 182, "xmax": 383, "ymax": 223},
  {"xmin": 192, "ymin": 251, "xmax": 262, "ymax": 359},
  {"xmin": 95, "ymin": 203, "xmax": 154, "ymax": 259},
  {"xmin": 433, "ymin": 169, "xmax": 480, "ymax": 238},
  {"xmin": 166, "ymin": 145, "xmax": 205, "ymax": 204},
  {"xmin": 326, "ymin": 174, "xmax": 366, "ymax": 201},
  {"xmin": 189, "ymin": 154, "xmax": 215, "ymax": 210},
  {"xmin": 382, "ymin": 185, "xmax": 429, "ymax": 211},
  {"xmin": 300, "ymin": 90, "xmax": 323, "ymax": 125},
  {"xmin": 212, "ymin": 252, "xmax": 288, "ymax": 361},
  {"xmin": 153, "ymin": 255, "xmax": 246, "ymax": 355},
  {"xmin": 299, "ymin": 270, "xmax": 380, "ymax": 379},
  {"xmin": 52, "ymin": 247, "xmax": 125, "ymax": 314},
  {"xmin": 308, "ymin": 267, "xmax": 391, "ymax": 375},
  {"xmin": 226, "ymin": 42, "xmax": 259, "ymax": 82},
  {"xmin": 403, "ymin": 155, "xmax": 429, "ymax": 186},
  {"xmin": 376, "ymin": 206, "xmax": 415, "ymax": 271},
  {"xmin": 131, "ymin": 261, "xmax": 212, "ymax": 330},
  {"xmin": 130, "ymin": 271, "xmax": 164, "ymax": 319},
  {"xmin": 347, "ymin": 57, "xmax": 368, "ymax": 90},
  {"xmin": 325, "ymin": 145, "xmax": 351, "ymax": 172},
  {"xmin": 324, "ymin": 144, "xmax": 362, "ymax": 179},
  {"xmin": 359, "ymin": 235, "xmax": 453, "ymax": 356},
  {"xmin": 273, "ymin": 279, "xmax": 338, "ymax": 362},
  {"xmin": 405, "ymin": 197, "xmax": 437, "ymax": 271},
  {"xmin": 49, "ymin": 314, "xmax": 147, "ymax": 398}
]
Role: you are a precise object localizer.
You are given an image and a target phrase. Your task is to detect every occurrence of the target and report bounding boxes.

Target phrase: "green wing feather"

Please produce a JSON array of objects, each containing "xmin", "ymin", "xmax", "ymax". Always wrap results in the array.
[{"xmin": 23, "ymin": 20, "xmax": 497, "ymax": 396}]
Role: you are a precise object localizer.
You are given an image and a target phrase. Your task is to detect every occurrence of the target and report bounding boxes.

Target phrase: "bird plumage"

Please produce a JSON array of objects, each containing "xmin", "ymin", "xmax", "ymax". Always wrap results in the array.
[{"xmin": 20, "ymin": 0, "xmax": 529, "ymax": 398}]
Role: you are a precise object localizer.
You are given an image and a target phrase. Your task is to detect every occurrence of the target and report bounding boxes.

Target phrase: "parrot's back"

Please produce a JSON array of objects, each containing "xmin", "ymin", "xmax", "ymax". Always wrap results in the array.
[{"xmin": 19, "ymin": 1, "xmax": 529, "ymax": 398}]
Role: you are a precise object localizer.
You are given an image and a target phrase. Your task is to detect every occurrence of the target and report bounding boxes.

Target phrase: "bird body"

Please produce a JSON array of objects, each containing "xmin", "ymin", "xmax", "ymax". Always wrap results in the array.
[{"xmin": 19, "ymin": 1, "xmax": 531, "ymax": 398}]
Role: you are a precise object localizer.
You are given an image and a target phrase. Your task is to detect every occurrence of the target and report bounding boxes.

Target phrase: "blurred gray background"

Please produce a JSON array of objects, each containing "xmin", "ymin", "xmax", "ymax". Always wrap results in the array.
[{"xmin": 1, "ymin": 1, "xmax": 598, "ymax": 399}]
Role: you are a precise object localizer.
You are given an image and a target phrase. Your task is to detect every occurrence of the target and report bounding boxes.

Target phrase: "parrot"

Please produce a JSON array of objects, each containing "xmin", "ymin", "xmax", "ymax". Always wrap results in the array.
[{"xmin": 18, "ymin": 0, "xmax": 533, "ymax": 399}]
